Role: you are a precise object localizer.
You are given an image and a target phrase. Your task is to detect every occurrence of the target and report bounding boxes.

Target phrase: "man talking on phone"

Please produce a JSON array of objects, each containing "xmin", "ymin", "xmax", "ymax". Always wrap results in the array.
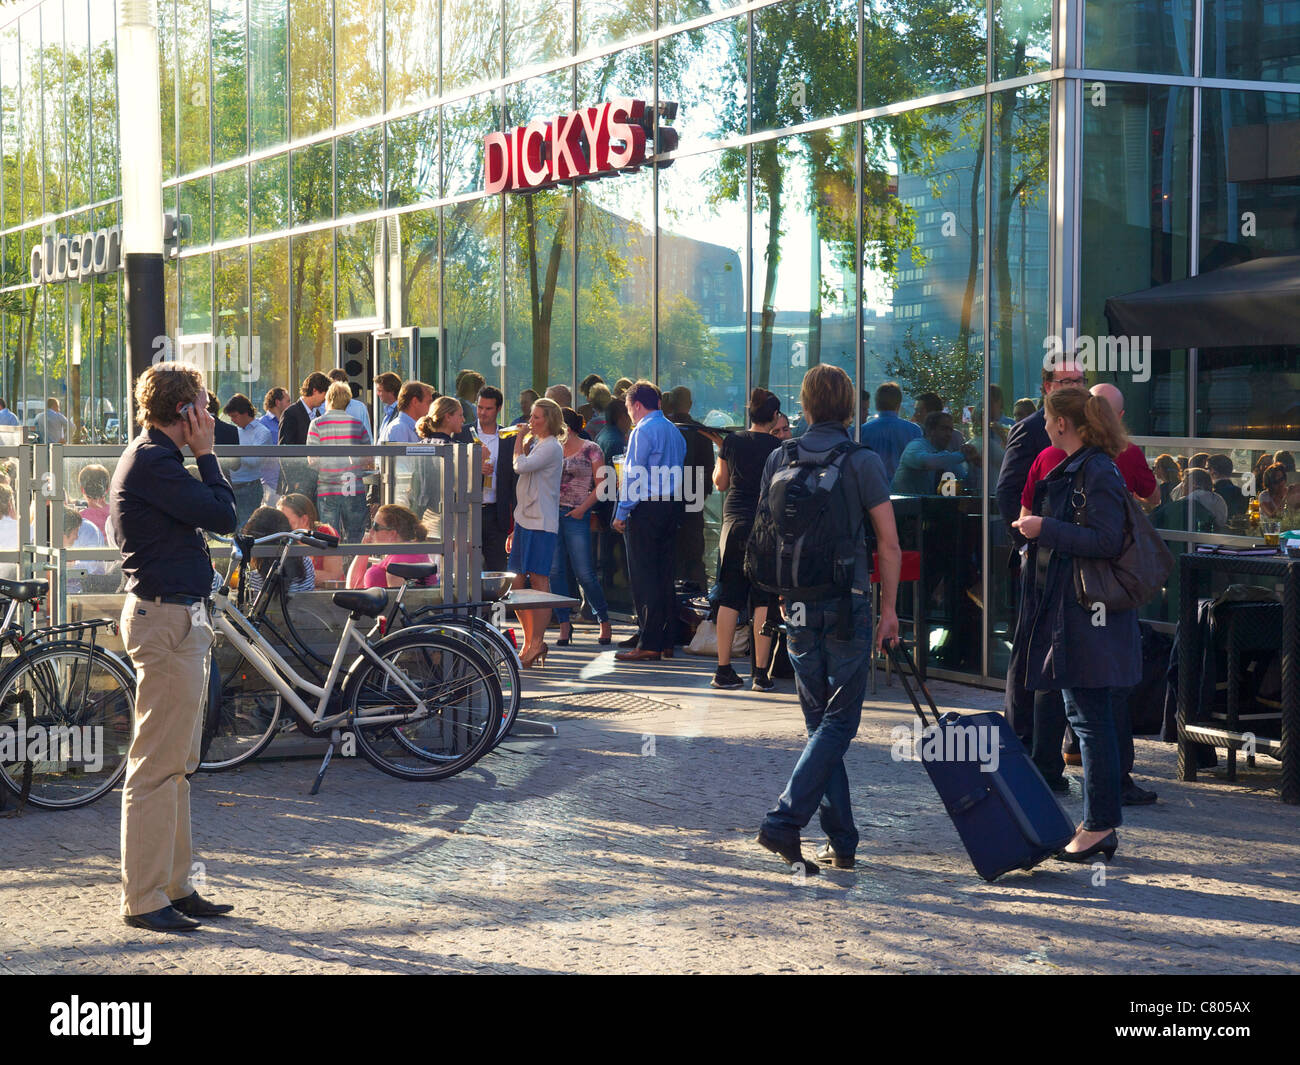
[{"xmin": 111, "ymin": 363, "xmax": 237, "ymax": 932}]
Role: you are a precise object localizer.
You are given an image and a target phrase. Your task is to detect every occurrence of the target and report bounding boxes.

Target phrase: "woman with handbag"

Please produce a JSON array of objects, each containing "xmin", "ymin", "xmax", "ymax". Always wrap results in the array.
[
  {"xmin": 1011, "ymin": 387, "xmax": 1141, "ymax": 864},
  {"xmin": 548, "ymin": 407, "xmax": 613, "ymax": 646}
]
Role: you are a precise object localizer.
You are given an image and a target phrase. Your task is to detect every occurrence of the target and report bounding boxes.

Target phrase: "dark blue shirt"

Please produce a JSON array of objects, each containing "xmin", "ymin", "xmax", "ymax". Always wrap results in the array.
[{"xmin": 110, "ymin": 427, "xmax": 237, "ymax": 598}]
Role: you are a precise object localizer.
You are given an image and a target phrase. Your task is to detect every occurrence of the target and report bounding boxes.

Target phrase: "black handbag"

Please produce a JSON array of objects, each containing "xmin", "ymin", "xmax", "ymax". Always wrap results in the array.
[{"xmin": 1070, "ymin": 459, "xmax": 1174, "ymax": 612}]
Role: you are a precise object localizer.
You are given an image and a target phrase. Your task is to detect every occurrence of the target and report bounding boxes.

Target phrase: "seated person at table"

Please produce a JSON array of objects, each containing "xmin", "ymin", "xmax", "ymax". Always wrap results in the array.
[
  {"xmin": 277, "ymin": 493, "xmax": 344, "ymax": 585},
  {"xmin": 241, "ymin": 506, "xmax": 315, "ymax": 597},
  {"xmin": 891, "ymin": 411, "xmax": 980, "ymax": 495},
  {"xmin": 346, "ymin": 504, "xmax": 436, "ymax": 589}
]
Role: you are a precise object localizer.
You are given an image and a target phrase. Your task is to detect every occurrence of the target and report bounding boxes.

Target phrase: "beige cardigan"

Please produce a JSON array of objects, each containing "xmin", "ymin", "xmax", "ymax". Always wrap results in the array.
[{"xmin": 512, "ymin": 435, "xmax": 564, "ymax": 533}]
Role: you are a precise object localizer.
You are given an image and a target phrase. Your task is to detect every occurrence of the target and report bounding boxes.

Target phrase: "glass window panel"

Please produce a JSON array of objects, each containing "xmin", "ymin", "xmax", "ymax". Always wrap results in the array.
[
  {"xmin": 505, "ymin": 71, "xmax": 571, "ymax": 132},
  {"xmin": 19, "ymin": 12, "xmax": 41, "ymax": 220},
  {"xmin": 387, "ymin": 108, "xmax": 439, "ymax": 208},
  {"xmin": 658, "ymin": 17, "xmax": 745, "ymax": 147},
  {"xmin": 506, "ymin": 187, "xmax": 572, "ymax": 398},
  {"xmin": 290, "ymin": 229, "xmax": 335, "ymax": 379},
  {"xmin": 181, "ymin": 175, "xmax": 212, "ymax": 246},
  {"xmin": 1204, "ymin": 0, "xmax": 1300, "ymax": 82},
  {"xmin": 396, "ymin": 207, "xmax": 438, "ymax": 332},
  {"xmin": 993, "ymin": 0, "xmax": 1053, "ymax": 81},
  {"xmin": 89, "ymin": 0, "xmax": 117, "ymax": 202},
  {"xmin": 386, "ymin": 0, "xmax": 438, "ymax": 110},
  {"xmin": 1084, "ymin": 0, "xmax": 1194, "ymax": 75},
  {"xmin": 505, "ymin": 0, "xmax": 571, "ymax": 74},
  {"xmin": 444, "ymin": 0, "xmax": 502, "ymax": 93},
  {"xmin": 443, "ymin": 91, "xmax": 501, "ymax": 197},
  {"xmin": 213, "ymin": 164, "xmax": 249, "ymax": 242},
  {"xmin": 751, "ymin": 0, "xmax": 857, "ymax": 135},
  {"xmin": 1200, "ymin": 89, "xmax": 1300, "ymax": 267},
  {"xmin": 251, "ymin": 237, "xmax": 290, "ymax": 403},
  {"xmin": 1, "ymin": 20, "xmax": 20, "ymax": 229},
  {"xmin": 252, "ymin": 153, "xmax": 289, "ymax": 233},
  {"xmin": 578, "ymin": 0, "xmax": 653, "ymax": 53},
  {"xmin": 290, "ymin": 0, "xmax": 334, "ymax": 139},
  {"xmin": 751, "ymin": 128, "xmax": 858, "ymax": 402},
  {"xmin": 213, "ymin": 246, "xmax": 250, "ymax": 399},
  {"xmin": 211, "ymin": 0, "xmax": 249, "ymax": 163},
  {"xmin": 336, "ymin": 125, "xmax": 384, "ymax": 216},
  {"xmin": 159, "ymin": 0, "xmax": 176, "ymax": 178},
  {"xmin": 89, "ymin": 275, "xmax": 125, "ymax": 439},
  {"xmin": 863, "ymin": 1, "xmax": 986, "ymax": 107},
  {"xmin": 64, "ymin": 0, "xmax": 91, "ymax": 210},
  {"xmin": 181, "ymin": 253, "xmax": 212, "ymax": 335},
  {"xmin": 42, "ymin": 0, "xmax": 65, "ymax": 218},
  {"xmin": 659, "ymin": 149, "xmax": 744, "ymax": 421},
  {"xmin": 1196, "ymin": 347, "xmax": 1300, "ymax": 439},
  {"xmin": 250, "ymin": 0, "xmax": 288, "ymax": 150},
  {"xmin": 1079, "ymin": 83, "xmax": 1192, "ymax": 437},
  {"xmin": 336, "ymin": 0, "xmax": 384, "ymax": 125},
  {"xmin": 443, "ymin": 197, "xmax": 501, "ymax": 391},
  {"xmin": 292, "ymin": 141, "xmax": 334, "ymax": 225},
  {"xmin": 337, "ymin": 221, "xmax": 379, "ymax": 320},
  {"xmin": 165, "ymin": 257, "xmax": 179, "ymax": 341},
  {"xmin": 177, "ymin": 0, "xmax": 211, "ymax": 174}
]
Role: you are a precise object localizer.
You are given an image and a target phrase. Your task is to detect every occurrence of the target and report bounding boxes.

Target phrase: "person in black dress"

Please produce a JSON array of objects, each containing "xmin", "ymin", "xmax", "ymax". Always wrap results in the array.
[{"xmin": 707, "ymin": 388, "xmax": 783, "ymax": 691}]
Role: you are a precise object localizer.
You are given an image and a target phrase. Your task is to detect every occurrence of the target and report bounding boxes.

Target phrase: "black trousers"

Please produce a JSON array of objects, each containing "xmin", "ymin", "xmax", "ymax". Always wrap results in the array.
[
  {"xmin": 482, "ymin": 505, "xmax": 509, "ymax": 573},
  {"xmin": 625, "ymin": 500, "xmax": 681, "ymax": 653},
  {"xmin": 674, "ymin": 509, "xmax": 707, "ymax": 588}
]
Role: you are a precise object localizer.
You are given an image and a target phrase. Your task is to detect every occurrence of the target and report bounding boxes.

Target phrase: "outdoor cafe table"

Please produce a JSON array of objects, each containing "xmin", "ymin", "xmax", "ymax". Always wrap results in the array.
[{"xmin": 1177, "ymin": 551, "xmax": 1299, "ymax": 804}]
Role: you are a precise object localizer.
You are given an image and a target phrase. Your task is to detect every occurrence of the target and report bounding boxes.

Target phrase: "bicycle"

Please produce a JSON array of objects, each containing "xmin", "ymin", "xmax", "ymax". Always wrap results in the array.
[
  {"xmin": 0, "ymin": 578, "xmax": 135, "ymax": 811},
  {"xmin": 197, "ymin": 529, "xmax": 503, "ymax": 791}
]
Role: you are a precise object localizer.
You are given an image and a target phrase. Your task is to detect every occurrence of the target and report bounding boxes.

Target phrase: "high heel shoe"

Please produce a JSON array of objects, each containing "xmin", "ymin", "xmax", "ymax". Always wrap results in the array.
[
  {"xmin": 1053, "ymin": 830, "xmax": 1118, "ymax": 863},
  {"xmin": 521, "ymin": 642, "xmax": 549, "ymax": 669},
  {"xmin": 556, "ymin": 623, "xmax": 572, "ymax": 647},
  {"xmin": 597, "ymin": 622, "xmax": 612, "ymax": 645}
]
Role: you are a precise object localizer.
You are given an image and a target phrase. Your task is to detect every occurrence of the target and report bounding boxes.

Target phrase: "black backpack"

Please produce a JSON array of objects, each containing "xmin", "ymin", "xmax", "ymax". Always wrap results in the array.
[{"xmin": 744, "ymin": 439, "xmax": 865, "ymax": 608}]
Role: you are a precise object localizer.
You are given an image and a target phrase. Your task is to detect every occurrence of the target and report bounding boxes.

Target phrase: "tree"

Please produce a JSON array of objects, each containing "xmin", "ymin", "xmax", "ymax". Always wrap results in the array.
[{"xmin": 884, "ymin": 327, "xmax": 983, "ymax": 416}]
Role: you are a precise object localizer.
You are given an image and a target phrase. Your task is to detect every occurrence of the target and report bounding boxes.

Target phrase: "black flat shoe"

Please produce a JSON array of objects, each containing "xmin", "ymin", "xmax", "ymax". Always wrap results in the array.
[
  {"xmin": 170, "ymin": 891, "xmax": 234, "ymax": 917},
  {"xmin": 1121, "ymin": 781, "xmax": 1158, "ymax": 805},
  {"xmin": 1054, "ymin": 830, "xmax": 1118, "ymax": 863},
  {"xmin": 755, "ymin": 831, "xmax": 819, "ymax": 874},
  {"xmin": 124, "ymin": 905, "xmax": 201, "ymax": 932},
  {"xmin": 813, "ymin": 843, "xmax": 855, "ymax": 869}
]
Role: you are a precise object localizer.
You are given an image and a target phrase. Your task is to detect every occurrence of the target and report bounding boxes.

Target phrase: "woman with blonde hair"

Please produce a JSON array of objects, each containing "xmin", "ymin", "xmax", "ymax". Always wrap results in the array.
[
  {"xmin": 1012, "ymin": 387, "xmax": 1139, "ymax": 865},
  {"xmin": 510, "ymin": 396, "xmax": 565, "ymax": 667}
]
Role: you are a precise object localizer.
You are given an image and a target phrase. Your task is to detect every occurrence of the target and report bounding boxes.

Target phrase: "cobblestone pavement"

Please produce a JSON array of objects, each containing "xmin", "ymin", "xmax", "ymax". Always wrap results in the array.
[{"xmin": 2, "ymin": 628, "xmax": 1298, "ymax": 974}]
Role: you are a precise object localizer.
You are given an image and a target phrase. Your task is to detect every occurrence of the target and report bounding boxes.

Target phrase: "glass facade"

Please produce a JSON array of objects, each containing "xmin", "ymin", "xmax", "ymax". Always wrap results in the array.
[{"xmin": 1, "ymin": 0, "xmax": 1298, "ymax": 682}]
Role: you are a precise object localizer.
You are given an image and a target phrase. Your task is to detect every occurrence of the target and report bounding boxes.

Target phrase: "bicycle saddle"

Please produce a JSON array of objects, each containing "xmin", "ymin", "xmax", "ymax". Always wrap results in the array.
[
  {"xmin": 386, "ymin": 562, "xmax": 437, "ymax": 582},
  {"xmin": 331, "ymin": 587, "xmax": 389, "ymax": 617},
  {"xmin": 0, "ymin": 578, "xmax": 48, "ymax": 602}
]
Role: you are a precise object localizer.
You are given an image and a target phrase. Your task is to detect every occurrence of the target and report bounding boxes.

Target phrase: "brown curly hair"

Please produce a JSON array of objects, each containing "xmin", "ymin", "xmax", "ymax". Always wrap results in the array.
[{"xmin": 136, "ymin": 362, "xmax": 204, "ymax": 427}]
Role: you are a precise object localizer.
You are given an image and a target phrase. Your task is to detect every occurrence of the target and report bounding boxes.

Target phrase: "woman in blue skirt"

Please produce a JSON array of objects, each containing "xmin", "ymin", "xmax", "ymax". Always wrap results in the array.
[{"xmin": 509, "ymin": 396, "xmax": 565, "ymax": 667}]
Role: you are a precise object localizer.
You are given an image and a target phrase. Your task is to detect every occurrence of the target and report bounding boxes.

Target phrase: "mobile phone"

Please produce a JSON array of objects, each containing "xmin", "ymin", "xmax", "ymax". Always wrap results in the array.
[{"xmin": 179, "ymin": 402, "xmax": 195, "ymax": 419}]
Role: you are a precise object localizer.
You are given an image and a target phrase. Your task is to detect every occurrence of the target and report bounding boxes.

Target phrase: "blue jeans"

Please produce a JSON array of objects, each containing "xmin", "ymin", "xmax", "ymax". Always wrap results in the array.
[
  {"xmin": 1062, "ymin": 686, "xmax": 1123, "ymax": 832},
  {"xmin": 762, "ymin": 595, "xmax": 872, "ymax": 856},
  {"xmin": 317, "ymin": 492, "xmax": 368, "ymax": 544},
  {"xmin": 549, "ymin": 506, "xmax": 610, "ymax": 624}
]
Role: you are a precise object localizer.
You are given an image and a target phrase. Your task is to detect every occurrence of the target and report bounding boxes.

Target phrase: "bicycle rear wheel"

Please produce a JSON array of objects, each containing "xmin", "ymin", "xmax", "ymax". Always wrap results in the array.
[
  {"xmin": 0, "ymin": 641, "xmax": 134, "ymax": 810},
  {"xmin": 345, "ymin": 631, "xmax": 501, "ymax": 781}
]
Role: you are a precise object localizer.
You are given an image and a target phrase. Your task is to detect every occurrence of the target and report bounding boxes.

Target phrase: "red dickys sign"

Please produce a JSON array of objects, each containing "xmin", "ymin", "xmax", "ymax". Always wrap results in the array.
[{"xmin": 484, "ymin": 98, "xmax": 669, "ymax": 194}]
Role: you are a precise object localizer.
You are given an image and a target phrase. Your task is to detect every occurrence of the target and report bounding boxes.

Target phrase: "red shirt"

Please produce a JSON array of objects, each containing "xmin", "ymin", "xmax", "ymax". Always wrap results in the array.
[{"xmin": 1022, "ymin": 444, "xmax": 1157, "ymax": 510}]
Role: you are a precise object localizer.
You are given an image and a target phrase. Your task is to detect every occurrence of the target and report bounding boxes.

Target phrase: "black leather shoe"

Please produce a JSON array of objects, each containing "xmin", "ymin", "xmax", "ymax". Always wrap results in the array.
[
  {"xmin": 755, "ymin": 831, "xmax": 819, "ymax": 874},
  {"xmin": 1121, "ymin": 781, "xmax": 1158, "ymax": 805},
  {"xmin": 124, "ymin": 905, "xmax": 201, "ymax": 932},
  {"xmin": 1045, "ymin": 775, "xmax": 1071, "ymax": 794},
  {"xmin": 618, "ymin": 632, "xmax": 641, "ymax": 649},
  {"xmin": 813, "ymin": 843, "xmax": 855, "ymax": 869},
  {"xmin": 1053, "ymin": 830, "xmax": 1118, "ymax": 863},
  {"xmin": 170, "ymin": 891, "xmax": 234, "ymax": 917}
]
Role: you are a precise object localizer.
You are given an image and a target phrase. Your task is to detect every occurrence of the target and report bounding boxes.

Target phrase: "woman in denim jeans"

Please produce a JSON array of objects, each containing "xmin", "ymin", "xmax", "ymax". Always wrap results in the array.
[
  {"xmin": 1012, "ymin": 387, "xmax": 1140, "ymax": 864},
  {"xmin": 549, "ymin": 407, "xmax": 613, "ymax": 645}
]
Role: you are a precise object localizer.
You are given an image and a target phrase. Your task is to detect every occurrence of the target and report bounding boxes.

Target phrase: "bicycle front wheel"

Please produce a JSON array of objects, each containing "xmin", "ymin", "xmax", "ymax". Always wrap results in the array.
[
  {"xmin": 198, "ymin": 644, "xmax": 283, "ymax": 772},
  {"xmin": 345, "ymin": 631, "xmax": 501, "ymax": 781},
  {"xmin": 0, "ymin": 641, "xmax": 134, "ymax": 810}
]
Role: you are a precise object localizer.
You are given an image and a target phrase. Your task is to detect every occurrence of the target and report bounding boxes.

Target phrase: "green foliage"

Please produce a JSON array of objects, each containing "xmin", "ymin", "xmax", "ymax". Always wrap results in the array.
[{"xmin": 883, "ymin": 328, "xmax": 983, "ymax": 415}]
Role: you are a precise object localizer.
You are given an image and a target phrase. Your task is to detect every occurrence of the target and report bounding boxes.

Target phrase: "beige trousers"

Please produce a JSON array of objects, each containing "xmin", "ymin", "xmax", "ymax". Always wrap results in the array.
[{"xmin": 119, "ymin": 595, "xmax": 214, "ymax": 916}]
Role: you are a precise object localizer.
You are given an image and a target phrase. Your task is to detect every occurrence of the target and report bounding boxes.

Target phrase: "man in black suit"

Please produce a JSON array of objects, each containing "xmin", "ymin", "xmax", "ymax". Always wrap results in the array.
[
  {"xmin": 663, "ymin": 385, "xmax": 713, "ymax": 589},
  {"xmin": 472, "ymin": 386, "xmax": 516, "ymax": 572},
  {"xmin": 278, "ymin": 371, "xmax": 330, "ymax": 497},
  {"xmin": 1209, "ymin": 454, "xmax": 1247, "ymax": 519},
  {"xmin": 207, "ymin": 393, "xmax": 239, "ymax": 446},
  {"xmin": 995, "ymin": 358, "xmax": 1085, "ymax": 745}
]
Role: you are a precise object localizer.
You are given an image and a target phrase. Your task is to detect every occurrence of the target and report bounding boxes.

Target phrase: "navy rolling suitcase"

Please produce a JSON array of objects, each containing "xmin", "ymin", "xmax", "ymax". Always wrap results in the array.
[{"xmin": 888, "ymin": 641, "xmax": 1074, "ymax": 881}]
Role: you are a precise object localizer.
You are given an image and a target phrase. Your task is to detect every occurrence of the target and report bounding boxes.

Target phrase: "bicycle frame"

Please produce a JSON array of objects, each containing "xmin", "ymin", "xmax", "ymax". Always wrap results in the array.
[{"xmin": 209, "ymin": 589, "xmax": 428, "ymax": 734}]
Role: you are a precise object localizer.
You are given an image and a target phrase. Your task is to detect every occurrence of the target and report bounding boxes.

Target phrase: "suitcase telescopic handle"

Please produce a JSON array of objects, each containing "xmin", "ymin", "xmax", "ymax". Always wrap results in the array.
[{"xmin": 886, "ymin": 638, "xmax": 941, "ymax": 730}]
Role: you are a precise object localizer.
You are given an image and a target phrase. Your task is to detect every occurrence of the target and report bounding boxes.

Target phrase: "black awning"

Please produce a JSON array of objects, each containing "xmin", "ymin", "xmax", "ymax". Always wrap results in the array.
[{"xmin": 1104, "ymin": 253, "xmax": 1300, "ymax": 349}]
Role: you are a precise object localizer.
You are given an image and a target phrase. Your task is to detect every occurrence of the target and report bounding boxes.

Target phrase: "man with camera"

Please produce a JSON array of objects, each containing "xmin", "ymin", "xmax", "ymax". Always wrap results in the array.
[{"xmin": 111, "ymin": 363, "xmax": 237, "ymax": 932}]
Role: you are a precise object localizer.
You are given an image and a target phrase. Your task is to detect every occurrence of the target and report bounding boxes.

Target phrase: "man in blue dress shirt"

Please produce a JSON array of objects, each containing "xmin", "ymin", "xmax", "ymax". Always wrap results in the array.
[
  {"xmin": 860, "ymin": 381, "xmax": 922, "ymax": 483},
  {"xmin": 613, "ymin": 381, "xmax": 686, "ymax": 662}
]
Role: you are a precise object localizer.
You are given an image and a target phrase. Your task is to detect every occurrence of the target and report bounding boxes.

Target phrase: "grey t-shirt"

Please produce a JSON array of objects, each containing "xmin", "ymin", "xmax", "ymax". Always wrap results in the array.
[{"xmin": 758, "ymin": 421, "xmax": 891, "ymax": 594}]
